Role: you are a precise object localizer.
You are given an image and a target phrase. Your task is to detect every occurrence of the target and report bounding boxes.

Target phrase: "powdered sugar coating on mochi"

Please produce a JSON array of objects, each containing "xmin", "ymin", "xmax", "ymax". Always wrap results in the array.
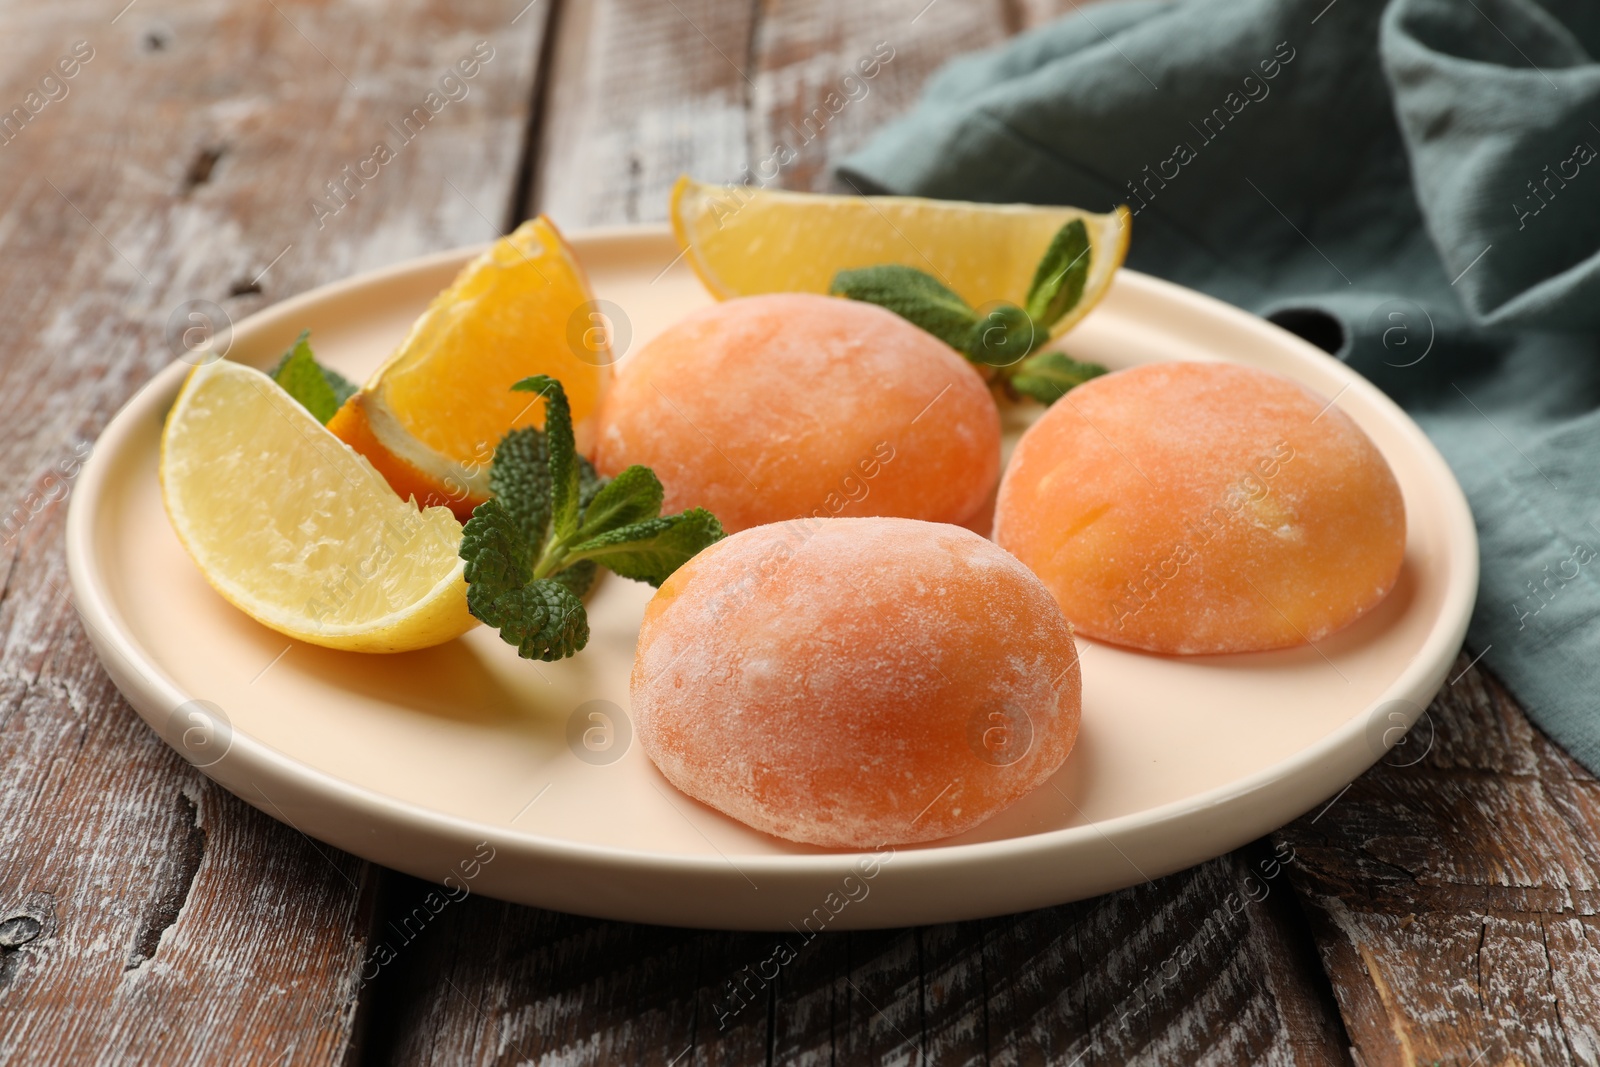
[
  {"xmin": 593, "ymin": 293, "xmax": 1000, "ymax": 534},
  {"xmin": 633, "ymin": 517, "xmax": 1082, "ymax": 849},
  {"xmin": 994, "ymin": 361, "xmax": 1406, "ymax": 655}
]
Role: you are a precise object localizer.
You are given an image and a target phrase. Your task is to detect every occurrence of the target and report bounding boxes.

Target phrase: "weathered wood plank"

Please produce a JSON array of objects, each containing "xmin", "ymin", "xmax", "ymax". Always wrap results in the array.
[
  {"xmin": 744, "ymin": 0, "xmax": 1125, "ymax": 196},
  {"xmin": 370, "ymin": 877, "xmax": 780, "ymax": 1065},
  {"xmin": 748, "ymin": 0, "xmax": 1015, "ymax": 193},
  {"xmin": 369, "ymin": 842, "xmax": 1352, "ymax": 1065},
  {"xmin": 977, "ymin": 844, "xmax": 1351, "ymax": 1067},
  {"xmin": 0, "ymin": 1, "xmax": 549, "ymax": 1062},
  {"xmin": 531, "ymin": 0, "xmax": 762, "ymax": 228},
  {"xmin": 531, "ymin": 0, "xmax": 1040, "ymax": 226},
  {"xmin": 1277, "ymin": 656, "xmax": 1600, "ymax": 1066}
]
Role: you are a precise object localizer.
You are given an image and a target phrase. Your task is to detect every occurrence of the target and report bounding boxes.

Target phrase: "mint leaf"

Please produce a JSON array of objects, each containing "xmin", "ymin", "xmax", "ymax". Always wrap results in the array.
[
  {"xmin": 1025, "ymin": 220, "xmax": 1091, "ymax": 329},
  {"xmin": 830, "ymin": 265, "xmax": 979, "ymax": 353},
  {"xmin": 270, "ymin": 331, "xmax": 355, "ymax": 424},
  {"xmin": 966, "ymin": 303, "xmax": 1036, "ymax": 367},
  {"xmin": 326, "ymin": 368, "xmax": 358, "ymax": 407},
  {"xmin": 463, "ymin": 380, "xmax": 725, "ymax": 661},
  {"xmin": 549, "ymin": 559, "xmax": 599, "ymax": 600},
  {"xmin": 464, "ymin": 455, "xmax": 595, "ymax": 659},
  {"xmin": 471, "ymin": 577, "xmax": 589, "ymax": 661},
  {"xmin": 491, "ymin": 428, "xmax": 609, "ymax": 548},
  {"xmin": 460, "ymin": 499, "xmax": 533, "ymax": 602},
  {"xmin": 579, "ymin": 457, "xmax": 606, "ymax": 514},
  {"xmin": 1009, "ymin": 350, "xmax": 1108, "ymax": 405},
  {"xmin": 578, "ymin": 465, "xmax": 663, "ymax": 539},
  {"xmin": 489, "ymin": 427, "xmax": 552, "ymax": 549},
  {"xmin": 831, "ymin": 266, "xmax": 1044, "ymax": 369},
  {"xmin": 513, "ymin": 375, "xmax": 580, "ymax": 538},
  {"xmin": 567, "ymin": 508, "xmax": 724, "ymax": 587},
  {"xmin": 827, "ymin": 219, "xmax": 1108, "ymax": 404}
]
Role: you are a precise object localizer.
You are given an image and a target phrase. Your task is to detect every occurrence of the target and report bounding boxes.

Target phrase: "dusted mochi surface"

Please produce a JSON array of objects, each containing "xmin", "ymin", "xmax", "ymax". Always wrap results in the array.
[
  {"xmin": 633, "ymin": 517, "xmax": 1081, "ymax": 849},
  {"xmin": 592, "ymin": 293, "xmax": 1000, "ymax": 533},
  {"xmin": 994, "ymin": 362, "xmax": 1406, "ymax": 655}
]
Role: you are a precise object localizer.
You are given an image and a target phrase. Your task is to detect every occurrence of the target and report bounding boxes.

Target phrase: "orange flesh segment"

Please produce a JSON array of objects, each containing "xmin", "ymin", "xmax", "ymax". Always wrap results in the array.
[{"xmin": 330, "ymin": 216, "xmax": 610, "ymax": 520}]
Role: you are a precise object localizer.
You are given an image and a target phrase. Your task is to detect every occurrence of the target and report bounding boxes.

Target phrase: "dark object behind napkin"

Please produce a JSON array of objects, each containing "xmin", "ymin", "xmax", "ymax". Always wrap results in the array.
[{"xmin": 840, "ymin": 0, "xmax": 1600, "ymax": 770}]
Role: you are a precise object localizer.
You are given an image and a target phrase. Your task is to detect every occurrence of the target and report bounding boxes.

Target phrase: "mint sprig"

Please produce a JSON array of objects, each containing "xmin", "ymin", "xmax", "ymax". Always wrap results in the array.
[
  {"xmin": 1008, "ymin": 351, "xmax": 1107, "ymax": 405},
  {"xmin": 828, "ymin": 218, "xmax": 1108, "ymax": 404},
  {"xmin": 461, "ymin": 375, "xmax": 725, "ymax": 661},
  {"xmin": 270, "ymin": 331, "xmax": 357, "ymax": 424}
]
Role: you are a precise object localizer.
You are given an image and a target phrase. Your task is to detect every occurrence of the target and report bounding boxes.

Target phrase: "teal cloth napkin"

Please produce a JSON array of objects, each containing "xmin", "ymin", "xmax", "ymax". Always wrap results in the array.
[{"xmin": 839, "ymin": 0, "xmax": 1600, "ymax": 770}]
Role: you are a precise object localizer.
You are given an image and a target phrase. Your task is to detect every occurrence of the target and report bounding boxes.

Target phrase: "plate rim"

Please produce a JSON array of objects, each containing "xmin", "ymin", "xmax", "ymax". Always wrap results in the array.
[{"xmin": 65, "ymin": 224, "xmax": 1479, "ymax": 917}]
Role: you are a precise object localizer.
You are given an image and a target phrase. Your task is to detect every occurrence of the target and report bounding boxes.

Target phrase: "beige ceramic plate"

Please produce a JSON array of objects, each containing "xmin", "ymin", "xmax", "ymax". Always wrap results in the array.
[{"xmin": 66, "ymin": 226, "xmax": 1477, "ymax": 930}]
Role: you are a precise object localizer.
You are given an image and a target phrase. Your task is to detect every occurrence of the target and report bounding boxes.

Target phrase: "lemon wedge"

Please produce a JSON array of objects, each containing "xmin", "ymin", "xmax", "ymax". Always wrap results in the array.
[
  {"xmin": 161, "ymin": 359, "xmax": 475, "ymax": 653},
  {"xmin": 670, "ymin": 176, "xmax": 1131, "ymax": 337}
]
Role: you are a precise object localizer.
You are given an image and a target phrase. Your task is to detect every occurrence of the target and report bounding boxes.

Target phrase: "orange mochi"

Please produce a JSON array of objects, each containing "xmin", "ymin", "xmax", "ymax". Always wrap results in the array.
[
  {"xmin": 994, "ymin": 362, "xmax": 1405, "ymax": 655},
  {"xmin": 633, "ymin": 518, "xmax": 1081, "ymax": 848},
  {"xmin": 593, "ymin": 294, "xmax": 1000, "ymax": 533}
]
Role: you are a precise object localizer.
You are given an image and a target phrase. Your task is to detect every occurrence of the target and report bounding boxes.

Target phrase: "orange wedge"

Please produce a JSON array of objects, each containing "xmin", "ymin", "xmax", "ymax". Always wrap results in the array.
[
  {"xmin": 329, "ymin": 217, "xmax": 612, "ymax": 521},
  {"xmin": 670, "ymin": 176, "xmax": 1130, "ymax": 339}
]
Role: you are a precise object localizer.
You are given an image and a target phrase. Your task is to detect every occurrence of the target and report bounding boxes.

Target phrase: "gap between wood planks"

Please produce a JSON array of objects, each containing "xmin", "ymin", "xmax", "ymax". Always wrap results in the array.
[{"xmin": 504, "ymin": 0, "xmax": 569, "ymax": 235}]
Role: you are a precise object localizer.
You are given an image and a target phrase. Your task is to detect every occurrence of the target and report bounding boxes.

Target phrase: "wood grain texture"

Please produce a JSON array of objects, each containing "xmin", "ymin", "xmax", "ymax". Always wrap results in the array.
[
  {"xmin": 747, "ymin": 0, "xmax": 1014, "ymax": 194},
  {"xmin": 1278, "ymin": 655, "xmax": 1600, "ymax": 1067},
  {"xmin": 369, "ymin": 843, "xmax": 1349, "ymax": 1066},
  {"xmin": 532, "ymin": 0, "xmax": 762, "ymax": 229},
  {"xmin": 531, "ymin": 0, "xmax": 1031, "ymax": 226},
  {"xmin": 0, "ymin": 0, "xmax": 548, "ymax": 1061}
]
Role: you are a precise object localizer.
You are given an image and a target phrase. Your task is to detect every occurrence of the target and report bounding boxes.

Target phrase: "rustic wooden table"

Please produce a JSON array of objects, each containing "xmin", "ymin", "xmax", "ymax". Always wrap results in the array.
[{"xmin": 1, "ymin": 0, "xmax": 1591, "ymax": 1063}]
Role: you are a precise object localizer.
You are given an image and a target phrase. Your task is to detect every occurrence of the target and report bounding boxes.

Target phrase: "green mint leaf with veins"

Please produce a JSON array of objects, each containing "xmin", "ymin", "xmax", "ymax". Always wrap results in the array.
[
  {"xmin": 488, "ymin": 427, "xmax": 552, "ymax": 549},
  {"xmin": 512, "ymin": 375, "xmax": 581, "ymax": 539},
  {"xmin": 462, "ymin": 500, "xmax": 590, "ymax": 660},
  {"xmin": 270, "ymin": 331, "xmax": 356, "ymax": 424},
  {"xmin": 472, "ymin": 578, "xmax": 589, "ymax": 661},
  {"xmin": 830, "ymin": 265, "xmax": 979, "ymax": 353},
  {"xmin": 566, "ymin": 508, "xmax": 725, "ymax": 587},
  {"xmin": 487, "ymin": 425, "xmax": 607, "ymax": 554},
  {"xmin": 1009, "ymin": 351, "xmax": 1108, "ymax": 405},
  {"xmin": 1024, "ymin": 220, "xmax": 1091, "ymax": 329},
  {"xmin": 461, "ymin": 379, "xmax": 725, "ymax": 660},
  {"xmin": 460, "ymin": 498, "xmax": 534, "ymax": 601},
  {"xmin": 578, "ymin": 465, "xmax": 664, "ymax": 539}
]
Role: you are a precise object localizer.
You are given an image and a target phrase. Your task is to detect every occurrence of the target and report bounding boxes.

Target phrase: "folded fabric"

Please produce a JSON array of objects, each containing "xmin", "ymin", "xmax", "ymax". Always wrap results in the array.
[{"xmin": 839, "ymin": 0, "xmax": 1600, "ymax": 771}]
